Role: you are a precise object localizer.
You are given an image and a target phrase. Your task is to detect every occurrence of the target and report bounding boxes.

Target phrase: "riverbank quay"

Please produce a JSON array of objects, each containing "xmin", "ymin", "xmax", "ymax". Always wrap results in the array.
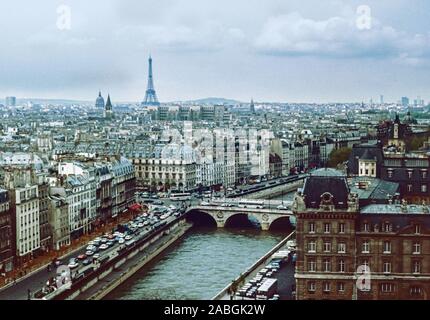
[
  {"xmin": 213, "ymin": 230, "xmax": 295, "ymax": 300},
  {"xmin": 46, "ymin": 216, "xmax": 190, "ymax": 300},
  {"xmin": 81, "ymin": 221, "xmax": 193, "ymax": 300}
]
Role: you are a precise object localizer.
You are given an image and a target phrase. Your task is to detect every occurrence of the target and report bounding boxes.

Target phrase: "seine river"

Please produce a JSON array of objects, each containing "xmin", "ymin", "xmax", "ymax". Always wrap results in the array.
[
  {"xmin": 105, "ymin": 227, "xmax": 287, "ymax": 300},
  {"xmin": 106, "ymin": 191, "xmax": 295, "ymax": 300}
]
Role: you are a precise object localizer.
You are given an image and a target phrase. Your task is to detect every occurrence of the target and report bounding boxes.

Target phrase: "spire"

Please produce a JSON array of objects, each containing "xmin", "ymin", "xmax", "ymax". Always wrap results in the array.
[
  {"xmin": 395, "ymin": 113, "xmax": 400, "ymax": 123},
  {"xmin": 250, "ymin": 98, "xmax": 255, "ymax": 114},
  {"xmin": 105, "ymin": 94, "xmax": 112, "ymax": 110}
]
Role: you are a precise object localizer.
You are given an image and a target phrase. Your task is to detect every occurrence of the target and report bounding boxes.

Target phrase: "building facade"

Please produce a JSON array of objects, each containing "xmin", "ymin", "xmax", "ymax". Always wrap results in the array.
[
  {"xmin": 294, "ymin": 168, "xmax": 430, "ymax": 300},
  {"xmin": 0, "ymin": 189, "xmax": 13, "ymax": 273}
]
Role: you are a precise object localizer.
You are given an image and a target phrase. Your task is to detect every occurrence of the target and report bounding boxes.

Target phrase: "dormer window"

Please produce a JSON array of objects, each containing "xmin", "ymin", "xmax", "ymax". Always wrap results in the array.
[
  {"xmin": 383, "ymin": 222, "xmax": 392, "ymax": 232},
  {"xmin": 363, "ymin": 222, "xmax": 370, "ymax": 232}
]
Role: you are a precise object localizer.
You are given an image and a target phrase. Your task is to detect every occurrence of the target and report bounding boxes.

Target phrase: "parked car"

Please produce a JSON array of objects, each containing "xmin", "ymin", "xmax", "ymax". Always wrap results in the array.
[
  {"xmin": 85, "ymin": 250, "xmax": 94, "ymax": 256},
  {"xmin": 82, "ymin": 259, "xmax": 92, "ymax": 266},
  {"xmin": 68, "ymin": 258, "xmax": 79, "ymax": 269},
  {"xmin": 86, "ymin": 245, "xmax": 97, "ymax": 251},
  {"xmin": 77, "ymin": 254, "xmax": 86, "ymax": 260}
]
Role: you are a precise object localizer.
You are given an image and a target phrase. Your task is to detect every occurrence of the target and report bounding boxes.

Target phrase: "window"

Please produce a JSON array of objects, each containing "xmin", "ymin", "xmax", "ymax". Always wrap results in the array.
[
  {"xmin": 408, "ymin": 171, "xmax": 413, "ymax": 179},
  {"xmin": 323, "ymin": 241, "xmax": 332, "ymax": 253},
  {"xmin": 388, "ymin": 170, "xmax": 393, "ymax": 178},
  {"xmin": 383, "ymin": 223, "xmax": 392, "ymax": 232},
  {"xmin": 381, "ymin": 283, "xmax": 394, "ymax": 293},
  {"xmin": 308, "ymin": 240, "xmax": 316, "ymax": 253},
  {"xmin": 337, "ymin": 282, "xmax": 345, "ymax": 292},
  {"xmin": 338, "ymin": 242, "xmax": 346, "ymax": 253},
  {"xmin": 362, "ymin": 240, "xmax": 370, "ymax": 253},
  {"xmin": 308, "ymin": 222, "xmax": 315, "ymax": 233},
  {"xmin": 308, "ymin": 282, "xmax": 316, "ymax": 293},
  {"xmin": 383, "ymin": 241, "xmax": 391, "ymax": 254},
  {"xmin": 415, "ymin": 224, "xmax": 421, "ymax": 234},
  {"xmin": 413, "ymin": 261, "xmax": 421, "ymax": 274},
  {"xmin": 422, "ymin": 171, "xmax": 427, "ymax": 179},
  {"xmin": 324, "ymin": 223, "xmax": 331, "ymax": 234},
  {"xmin": 338, "ymin": 223, "xmax": 345, "ymax": 234},
  {"xmin": 323, "ymin": 259, "xmax": 331, "ymax": 272},
  {"xmin": 308, "ymin": 260, "xmax": 316, "ymax": 272},
  {"xmin": 410, "ymin": 286, "xmax": 422, "ymax": 296},
  {"xmin": 323, "ymin": 282, "xmax": 331, "ymax": 292},
  {"xmin": 413, "ymin": 242, "xmax": 421, "ymax": 254},
  {"xmin": 363, "ymin": 223, "xmax": 370, "ymax": 232},
  {"xmin": 338, "ymin": 259, "xmax": 345, "ymax": 272},
  {"xmin": 407, "ymin": 184, "xmax": 413, "ymax": 192},
  {"xmin": 383, "ymin": 261, "xmax": 392, "ymax": 274},
  {"xmin": 421, "ymin": 185, "xmax": 427, "ymax": 193}
]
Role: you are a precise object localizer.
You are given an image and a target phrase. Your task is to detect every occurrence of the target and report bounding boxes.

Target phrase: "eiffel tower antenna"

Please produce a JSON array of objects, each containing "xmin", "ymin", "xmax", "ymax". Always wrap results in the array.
[{"xmin": 142, "ymin": 55, "xmax": 160, "ymax": 106}]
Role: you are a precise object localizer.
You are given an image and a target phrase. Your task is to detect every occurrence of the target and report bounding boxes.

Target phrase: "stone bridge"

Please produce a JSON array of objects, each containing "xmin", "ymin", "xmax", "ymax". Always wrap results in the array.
[{"xmin": 186, "ymin": 205, "xmax": 294, "ymax": 231}]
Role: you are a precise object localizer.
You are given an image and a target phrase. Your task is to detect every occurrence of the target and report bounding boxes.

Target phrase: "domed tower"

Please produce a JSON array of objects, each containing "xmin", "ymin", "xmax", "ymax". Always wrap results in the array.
[{"xmin": 95, "ymin": 91, "xmax": 105, "ymax": 109}]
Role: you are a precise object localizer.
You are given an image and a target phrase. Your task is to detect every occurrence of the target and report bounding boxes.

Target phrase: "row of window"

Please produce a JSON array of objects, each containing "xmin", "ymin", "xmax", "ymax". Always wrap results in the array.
[
  {"xmin": 366, "ymin": 223, "xmax": 421, "ymax": 234},
  {"xmin": 308, "ymin": 281, "xmax": 345, "ymax": 293},
  {"xmin": 361, "ymin": 240, "xmax": 421, "ymax": 254},
  {"xmin": 307, "ymin": 282, "xmax": 423, "ymax": 295},
  {"xmin": 306, "ymin": 258, "xmax": 422, "ymax": 274},
  {"xmin": 307, "ymin": 240, "xmax": 347, "ymax": 253},
  {"xmin": 307, "ymin": 222, "xmax": 346, "ymax": 234},
  {"xmin": 0, "ymin": 203, "xmax": 10, "ymax": 213},
  {"xmin": 307, "ymin": 239, "xmax": 422, "ymax": 255},
  {"xmin": 307, "ymin": 258, "xmax": 346, "ymax": 272},
  {"xmin": 387, "ymin": 169, "xmax": 428, "ymax": 179}
]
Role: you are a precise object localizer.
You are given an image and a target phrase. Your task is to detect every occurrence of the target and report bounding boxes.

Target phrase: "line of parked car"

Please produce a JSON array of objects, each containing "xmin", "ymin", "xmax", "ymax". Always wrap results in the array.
[
  {"xmin": 65, "ymin": 202, "xmax": 185, "ymax": 273},
  {"xmin": 235, "ymin": 258, "xmax": 283, "ymax": 300}
]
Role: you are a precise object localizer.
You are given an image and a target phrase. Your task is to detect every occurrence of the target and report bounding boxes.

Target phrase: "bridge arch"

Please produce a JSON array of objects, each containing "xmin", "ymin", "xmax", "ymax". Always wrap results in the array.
[
  {"xmin": 268, "ymin": 215, "xmax": 294, "ymax": 232},
  {"xmin": 224, "ymin": 213, "xmax": 261, "ymax": 229},
  {"xmin": 186, "ymin": 209, "xmax": 217, "ymax": 227}
]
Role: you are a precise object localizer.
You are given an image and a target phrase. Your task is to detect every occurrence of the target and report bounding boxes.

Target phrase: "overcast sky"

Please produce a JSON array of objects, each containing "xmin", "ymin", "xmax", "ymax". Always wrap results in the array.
[{"xmin": 1, "ymin": 0, "xmax": 430, "ymax": 103}]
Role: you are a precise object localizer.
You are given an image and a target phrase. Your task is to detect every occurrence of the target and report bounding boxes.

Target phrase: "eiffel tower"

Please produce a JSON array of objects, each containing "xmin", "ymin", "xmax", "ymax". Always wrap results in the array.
[{"xmin": 142, "ymin": 56, "xmax": 160, "ymax": 106}]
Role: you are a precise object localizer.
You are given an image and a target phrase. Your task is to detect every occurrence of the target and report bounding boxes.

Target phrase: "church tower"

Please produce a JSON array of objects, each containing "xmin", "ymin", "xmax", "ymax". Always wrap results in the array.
[{"xmin": 104, "ymin": 94, "xmax": 114, "ymax": 119}]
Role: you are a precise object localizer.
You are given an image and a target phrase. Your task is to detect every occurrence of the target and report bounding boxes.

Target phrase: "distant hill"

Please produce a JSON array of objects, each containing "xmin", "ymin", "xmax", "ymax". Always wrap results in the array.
[
  {"xmin": 15, "ymin": 98, "xmax": 91, "ymax": 105},
  {"xmin": 176, "ymin": 97, "xmax": 243, "ymax": 105}
]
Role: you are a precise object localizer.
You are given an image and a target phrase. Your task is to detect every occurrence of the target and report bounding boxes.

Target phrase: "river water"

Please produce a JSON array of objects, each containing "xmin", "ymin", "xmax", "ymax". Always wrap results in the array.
[
  {"xmin": 105, "ymin": 227, "xmax": 287, "ymax": 300},
  {"xmin": 106, "ymin": 191, "xmax": 295, "ymax": 300}
]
